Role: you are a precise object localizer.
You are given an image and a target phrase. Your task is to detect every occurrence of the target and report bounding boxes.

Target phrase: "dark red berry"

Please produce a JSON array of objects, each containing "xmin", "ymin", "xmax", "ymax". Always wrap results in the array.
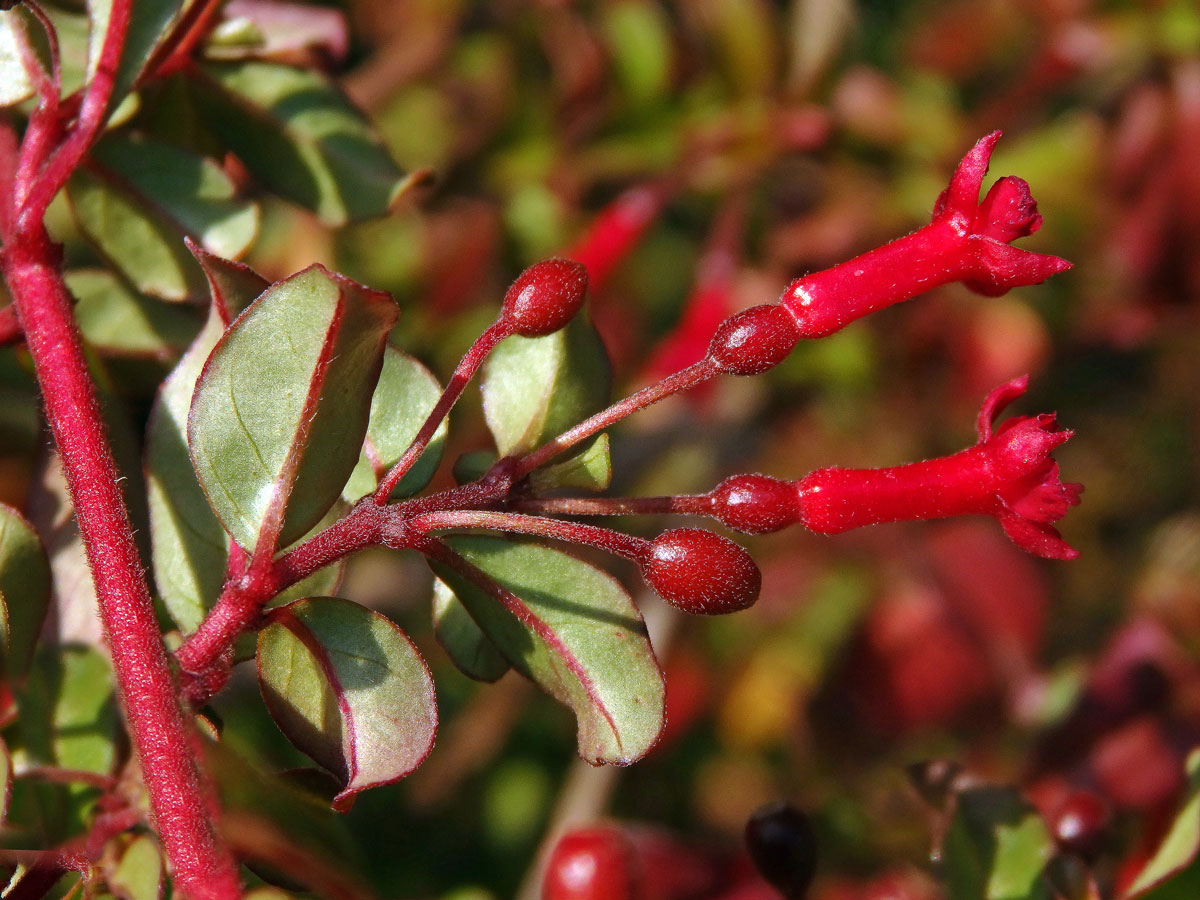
[
  {"xmin": 1051, "ymin": 790, "xmax": 1110, "ymax": 859},
  {"xmin": 502, "ymin": 258, "xmax": 589, "ymax": 337},
  {"xmin": 543, "ymin": 825, "xmax": 635, "ymax": 900},
  {"xmin": 711, "ymin": 474, "xmax": 800, "ymax": 534},
  {"xmin": 707, "ymin": 304, "xmax": 800, "ymax": 375},
  {"xmin": 642, "ymin": 528, "xmax": 760, "ymax": 615},
  {"xmin": 744, "ymin": 802, "xmax": 818, "ymax": 900}
]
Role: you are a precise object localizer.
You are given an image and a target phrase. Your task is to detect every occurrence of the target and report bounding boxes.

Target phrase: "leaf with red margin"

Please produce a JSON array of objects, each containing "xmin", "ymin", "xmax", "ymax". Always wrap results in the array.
[
  {"xmin": 1124, "ymin": 749, "xmax": 1200, "ymax": 899},
  {"xmin": 256, "ymin": 597, "xmax": 437, "ymax": 809},
  {"xmin": 146, "ymin": 248, "xmax": 267, "ymax": 632},
  {"xmin": 188, "ymin": 265, "xmax": 397, "ymax": 557},
  {"xmin": 430, "ymin": 536, "xmax": 664, "ymax": 766}
]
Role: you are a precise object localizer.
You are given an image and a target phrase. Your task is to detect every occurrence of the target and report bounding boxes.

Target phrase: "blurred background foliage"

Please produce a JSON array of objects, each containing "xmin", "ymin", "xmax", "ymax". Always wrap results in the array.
[{"xmin": 6, "ymin": 0, "xmax": 1200, "ymax": 897}]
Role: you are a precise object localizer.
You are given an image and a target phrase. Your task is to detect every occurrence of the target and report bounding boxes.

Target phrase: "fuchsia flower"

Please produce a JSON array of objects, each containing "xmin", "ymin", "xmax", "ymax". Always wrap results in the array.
[
  {"xmin": 780, "ymin": 132, "xmax": 1073, "ymax": 338},
  {"xmin": 794, "ymin": 375, "xmax": 1083, "ymax": 559}
]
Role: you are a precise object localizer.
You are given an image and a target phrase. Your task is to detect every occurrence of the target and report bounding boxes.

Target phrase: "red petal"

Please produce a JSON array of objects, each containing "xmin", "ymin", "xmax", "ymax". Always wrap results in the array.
[
  {"xmin": 977, "ymin": 375, "xmax": 1030, "ymax": 440},
  {"xmin": 965, "ymin": 241, "xmax": 1074, "ymax": 296},
  {"xmin": 974, "ymin": 176, "xmax": 1043, "ymax": 242},
  {"xmin": 999, "ymin": 512, "xmax": 1080, "ymax": 560},
  {"xmin": 938, "ymin": 131, "xmax": 1003, "ymax": 221}
]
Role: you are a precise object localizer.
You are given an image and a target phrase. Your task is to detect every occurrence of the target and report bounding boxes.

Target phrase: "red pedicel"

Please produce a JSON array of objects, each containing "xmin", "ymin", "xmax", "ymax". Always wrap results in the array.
[
  {"xmin": 778, "ymin": 132, "xmax": 1072, "ymax": 338},
  {"xmin": 500, "ymin": 258, "xmax": 590, "ymax": 337},
  {"xmin": 642, "ymin": 528, "xmax": 761, "ymax": 614},
  {"xmin": 795, "ymin": 375, "xmax": 1083, "ymax": 559}
]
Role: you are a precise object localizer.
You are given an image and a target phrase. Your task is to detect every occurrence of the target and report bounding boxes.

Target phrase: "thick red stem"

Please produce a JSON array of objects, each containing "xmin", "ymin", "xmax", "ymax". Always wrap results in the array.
[{"xmin": 2, "ymin": 229, "xmax": 241, "ymax": 900}]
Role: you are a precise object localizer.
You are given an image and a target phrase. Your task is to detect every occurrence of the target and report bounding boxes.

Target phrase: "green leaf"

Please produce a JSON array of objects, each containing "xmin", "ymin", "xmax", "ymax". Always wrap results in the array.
[
  {"xmin": 431, "ymin": 578, "xmax": 509, "ymax": 683},
  {"xmin": 68, "ymin": 133, "xmax": 258, "ymax": 301},
  {"xmin": 68, "ymin": 269, "xmax": 198, "ymax": 360},
  {"xmin": 0, "ymin": 504, "xmax": 51, "ymax": 682},
  {"xmin": 188, "ymin": 265, "xmax": 397, "ymax": 555},
  {"xmin": 189, "ymin": 59, "xmax": 417, "ymax": 225},
  {"xmin": 0, "ymin": 11, "xmax": 36, "ymax": 107},
  {"xmin": 202, "ymin": 737, "xmax": 362, "ymax": 878},
  {"xmin": 1125, "ymin": 749, "xmax": 1200, "ymax": 899},
  {"xmin": 146, "ymin": 250, "xmax": 266, "ymax": 633},
  {"xmin": 106, "ymin": 834, "xmax": 163, "ymax": 900},
  {"xmin": 86, "ymin": 0, "xmax": 186, "ymax": 104},
  {"xmin": 528, "ymin": 434, "xmax": 612, "ymax": 494},
  {"xmin": 0, "ymin": 735, "xmax": 11, "ymax": 827},
  {"xmin": 342, "ymin": 346, "xmax": 446, "ymax": 502},
  {"xmin": 481, "ymin": 316, "xmax": 611, "ymax": 457},
  {"xmin": 942, "ymin": 785, "xmax": 1055, "ymax": 900},
  {"xmin": 17, "ymin": 645, "xmax": 118, "ymax": 776},
  {"xmin": 432, "ymin": 536, "xmax": 664, "ymax": 765},
  {"xmin": 257, "ymin": 597, "xmax": 437, "ymax": 807}
]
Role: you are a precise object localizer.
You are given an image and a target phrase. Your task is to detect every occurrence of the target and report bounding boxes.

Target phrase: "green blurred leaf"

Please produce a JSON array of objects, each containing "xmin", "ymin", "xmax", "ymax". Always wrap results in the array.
[
  {"xmin": 431, "ymin": 578, "xmax": 509, "ymax": 683},
  {"xmin": 0, "ymin": 735, "xmax": 11, "ymax": 827},
  {"xmin": 342, "ymin": 346, "xmax": 445, "ymax": 502},
  {"xmin": 146, "ymin": 250, "xmax": 267, "ymax": 633},
  {"xmin": 432, "ymin": 536, "xmax": 664, "ymax": 765},
  {"xmin": 203, "ymin": 738, "xmax": 362, "ymax": 876},
  {"xmin": 942, "ymin": 786, "xmax": 1055, "ymax": 900},
  {"xmin": 107, "ymin": 834, "xmax": 164, "ymax": 900},
  {"xmin": 0, "ymin": 504, "xmax": 51, "ymax": 682},
  {"xmin": 188, "ymin": 265, "xmax": 396, "ymax": 555},
  {"xmin": 68, "ymin": 133, "xmax": 258, "ymax": 301},
  {"xmin": 257, "ymin": 597, "xmax": 437, "ymax": 807},
  {"xmin": 86, "ymin": 0, "xmax": 186, "ymax": 103},
  {"xmin": 190, "ymin": 59, "xmax": 416, "ymax": 225},
  {"xmin": 528, "ymin": 434, "xmax": 611, "ymax": 494},
  {"xmin": 1125, "ymin": 749, "xmax": 1200, "ymax": 898},
  {"xmin": 481, "ymin": 316, "xmax": 611, "ymax": 457},
  {"xmin": 0, "ymin": 11, "xmax": 36, "ymax": 107},
  {"xmin": 68, "ymin": 269, "xmax": 198, "ymax": 360},
  {"xmin": 17, "ymin": 645, "xmax": 118, "ymax": 776},
  {"xmin": 601, "ymin": 1, "xmax": 673, "ymax": 111}
]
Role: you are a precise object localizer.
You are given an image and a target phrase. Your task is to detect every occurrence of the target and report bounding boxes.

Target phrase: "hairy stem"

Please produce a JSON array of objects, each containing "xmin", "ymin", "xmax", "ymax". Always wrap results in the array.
[
  {"xmin": 511, "ymin": 495, "xmax": 711, "ymax": 517},
  {"xmin": 513, "ymin": 359, "xmax": 719, "ymax": 478},
  {"xmin": 375, "ymin": 320, "xmax": 510, "ymax": 502},
  {"xmin": 2, "ymin": 228, "xmax": 241, "ymax": 899},
  {"xmin": 409, "ymin": 509, "xmax": 650, "ymax": 560}
]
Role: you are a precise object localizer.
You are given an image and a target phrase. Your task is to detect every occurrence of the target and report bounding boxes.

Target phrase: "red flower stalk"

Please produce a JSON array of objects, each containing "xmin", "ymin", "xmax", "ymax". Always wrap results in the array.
[
  {"xmin": 779, "ymin": 132, "xmax": 1072, "ymax": 338},
  {"xmin": 795, "ymin": 375, "xmax": 1083, "ymax": 559}
]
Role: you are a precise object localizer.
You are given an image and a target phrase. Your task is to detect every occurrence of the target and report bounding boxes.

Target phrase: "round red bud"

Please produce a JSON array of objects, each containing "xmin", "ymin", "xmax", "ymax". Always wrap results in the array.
[
  {"xmin": 502, "ymin": 258, "xmax": 589, "ymax": 337},
  {"xmin": 707, "ymin": 304, "xmax": 801, "ymax": 375},
  {"xmin": 543, "ymin": 825, "xmax": 635, "ymax": 900},
  {"xmin": 711, "ymin": 474, "xmax": 801, "ymax": 534},
  {"xmin": 643, "ymin": 528, "xmax": 761, "ymax": 615}
]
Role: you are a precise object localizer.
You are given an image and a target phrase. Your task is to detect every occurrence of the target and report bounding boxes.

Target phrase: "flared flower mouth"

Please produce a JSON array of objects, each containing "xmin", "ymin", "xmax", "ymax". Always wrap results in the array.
[
  {"xmin": 934, "ymin": 131, "xmax": 1073, "ymax": 297},
  {"xmin": 976, "ymin": 375, "xmax": 1084, "ymax": 560}
]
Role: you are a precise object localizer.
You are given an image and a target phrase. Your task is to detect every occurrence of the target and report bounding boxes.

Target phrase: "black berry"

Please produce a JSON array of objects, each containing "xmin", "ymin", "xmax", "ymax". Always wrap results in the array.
[{"xmin": 744, "ymin": 802, "xmax": 818, "ymax": 900}]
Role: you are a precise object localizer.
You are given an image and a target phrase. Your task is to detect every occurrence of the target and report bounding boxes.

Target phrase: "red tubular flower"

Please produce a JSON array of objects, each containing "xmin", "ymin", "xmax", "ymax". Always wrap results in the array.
[
  {"xmin": 779, "ymin": 132, "xmax": 1072, "ymax": 338},
  {"xmin": 566, "ymin": 183, "xmax": 672, "ymax": 293},
  {"xmin": 794, "ymin": 375, "xmax": 1083, "ymax": 559}
]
